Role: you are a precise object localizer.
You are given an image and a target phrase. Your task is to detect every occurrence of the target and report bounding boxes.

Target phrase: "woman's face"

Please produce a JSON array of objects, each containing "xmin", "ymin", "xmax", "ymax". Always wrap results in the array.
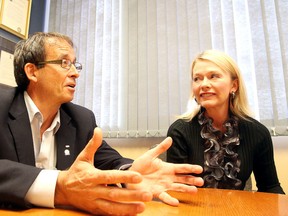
[{"xmin": 192, "ymin": 59, "xmax": 238, "ymax": 113}]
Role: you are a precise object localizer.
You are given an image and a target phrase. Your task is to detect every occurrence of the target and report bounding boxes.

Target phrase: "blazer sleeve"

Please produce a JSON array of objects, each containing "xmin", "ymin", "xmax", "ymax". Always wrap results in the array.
[
  {"xmin": 251, "ymin": 125, "xmax": 285, "ymax": 194},
  {"xmin": 241, "ymin": 119, "xmax": 285, "ymax": 194},
  {"xmin": 0, "ymin": 160, "xmax": 41, "ymax": 208},
  {"xmin": 94, "ymin": 140, "xmax": 133, "ymax": 170},
  {"xmin": 60, "ymin": 102, "xmax": 134, "ymax": 170},
  {"xmin": 0, "ymin": 84, "xmax": 42, "ymax": 208}
]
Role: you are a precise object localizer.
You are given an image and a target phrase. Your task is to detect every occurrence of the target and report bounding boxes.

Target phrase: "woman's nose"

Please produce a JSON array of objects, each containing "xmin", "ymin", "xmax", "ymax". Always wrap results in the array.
[{"xmin": 201, "ymin": 77, "xmax": 210, "ymax": 87}]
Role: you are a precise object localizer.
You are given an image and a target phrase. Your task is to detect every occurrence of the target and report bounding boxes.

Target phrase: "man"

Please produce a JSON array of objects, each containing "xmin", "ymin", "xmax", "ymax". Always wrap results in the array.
[{"xmin": 0, "ymin": 32, "xmax": 204, "ymax": 215}]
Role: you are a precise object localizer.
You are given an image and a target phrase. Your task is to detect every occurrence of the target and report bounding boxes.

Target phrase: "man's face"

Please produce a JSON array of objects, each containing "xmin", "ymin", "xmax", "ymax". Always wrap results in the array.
[{"xmin": 34, "ymin": 38, "xmax": 80, "ymax": 106}]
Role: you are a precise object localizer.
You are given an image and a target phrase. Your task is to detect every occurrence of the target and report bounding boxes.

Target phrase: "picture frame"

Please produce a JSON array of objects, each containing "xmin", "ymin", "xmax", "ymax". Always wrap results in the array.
[
  {"xmin": 0, "ymin": 0, "xmax": 32, "ymax": 39},
  {"xmin": 0, "ymin": 35, "xmax": 17, "ymax": 86}
]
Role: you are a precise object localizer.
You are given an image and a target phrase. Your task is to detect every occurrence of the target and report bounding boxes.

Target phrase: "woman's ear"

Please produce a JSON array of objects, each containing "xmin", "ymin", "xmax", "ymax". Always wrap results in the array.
[
  {"xmin": 24, "ymin": 63, "xmax": 38, "ymax": 82},
  {"xmin": 232, "ymin": 79, "xmax": 239, "ymax": 92}
]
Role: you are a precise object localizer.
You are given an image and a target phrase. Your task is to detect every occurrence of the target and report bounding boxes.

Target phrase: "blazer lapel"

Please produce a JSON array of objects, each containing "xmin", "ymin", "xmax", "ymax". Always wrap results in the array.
[
  {"xmin": 8, "ymin": 91, "xmax": 77, "ymax": 170},
  {"xmin": 8, "ymin": 92, "xmax": 35, "ymax": 166},
  {"xmin": 56, "ymin": 109, "xmax": 76, "ymax": 170}
]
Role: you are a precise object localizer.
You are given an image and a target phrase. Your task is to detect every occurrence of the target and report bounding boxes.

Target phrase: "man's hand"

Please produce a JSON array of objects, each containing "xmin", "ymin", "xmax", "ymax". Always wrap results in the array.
[
  {"xmin": 55, "ymin": 128, "xmax": 152, "ymax": 215},
  {"xmin": 128, "ymin": 137, "xmax": 204, "ymax": 206}
]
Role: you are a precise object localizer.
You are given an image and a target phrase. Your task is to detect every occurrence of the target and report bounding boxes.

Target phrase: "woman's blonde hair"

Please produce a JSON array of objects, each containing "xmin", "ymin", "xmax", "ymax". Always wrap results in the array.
[{"xmin": 179, "ymin": 49, "xmax": 252, "ymax": 121}]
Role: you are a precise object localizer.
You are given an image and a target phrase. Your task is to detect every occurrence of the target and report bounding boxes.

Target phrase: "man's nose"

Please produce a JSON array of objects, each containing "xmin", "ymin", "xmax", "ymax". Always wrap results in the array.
[{"xmin": 69, "ymin": 65, "xmax": 80, "ymax": 78}]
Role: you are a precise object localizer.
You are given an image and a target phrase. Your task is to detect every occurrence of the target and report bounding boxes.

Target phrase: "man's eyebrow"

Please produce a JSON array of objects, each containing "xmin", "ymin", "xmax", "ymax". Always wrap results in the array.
[{"xmin": 57, "ymin": 53, "xmax": 76, "ymax": 62}]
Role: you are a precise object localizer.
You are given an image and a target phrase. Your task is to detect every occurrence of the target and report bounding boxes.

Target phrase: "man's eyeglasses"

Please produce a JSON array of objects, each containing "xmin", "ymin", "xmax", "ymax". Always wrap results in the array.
[{"xmin": 37, "ymin": 59, "xmax": 82, "ymax": 72}]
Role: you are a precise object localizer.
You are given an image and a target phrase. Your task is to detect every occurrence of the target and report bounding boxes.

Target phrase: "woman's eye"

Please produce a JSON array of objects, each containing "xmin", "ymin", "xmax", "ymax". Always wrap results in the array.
[{"xmin": 211, "ymin": 74, "xmax": 219, "ymax": 79}]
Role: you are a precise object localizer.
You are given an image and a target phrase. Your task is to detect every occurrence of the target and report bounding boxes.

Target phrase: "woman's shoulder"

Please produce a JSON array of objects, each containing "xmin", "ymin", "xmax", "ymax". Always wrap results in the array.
[
  {"xmin": 239, "ymin": 117, "xmax": 272, "ymax": 137},
  {"xmin": 170, "ymin": 117, "xmax": 196, "ymax": 127},
  {"xmin": 168, "ymin": 116, "xmax": 199, "ymax": 132}
]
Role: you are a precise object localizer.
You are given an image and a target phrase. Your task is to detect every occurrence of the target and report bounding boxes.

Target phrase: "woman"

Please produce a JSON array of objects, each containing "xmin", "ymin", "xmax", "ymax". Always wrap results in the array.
[{"xmin": 167, "ymin": 50, "xmax": 285, "ymax": 194}]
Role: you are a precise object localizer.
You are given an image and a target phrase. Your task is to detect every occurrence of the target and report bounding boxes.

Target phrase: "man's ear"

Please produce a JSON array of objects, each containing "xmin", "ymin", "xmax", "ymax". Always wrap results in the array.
[{"xmin": 24, "ymin": 63, "xmax": 38, "ymax": 82}]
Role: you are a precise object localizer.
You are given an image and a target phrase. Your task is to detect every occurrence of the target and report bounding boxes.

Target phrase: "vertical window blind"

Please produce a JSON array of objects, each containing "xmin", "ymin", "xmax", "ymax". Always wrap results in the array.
[{"xmin": 48, "ymin": 0, "xmax": 288, "ymax": 137}]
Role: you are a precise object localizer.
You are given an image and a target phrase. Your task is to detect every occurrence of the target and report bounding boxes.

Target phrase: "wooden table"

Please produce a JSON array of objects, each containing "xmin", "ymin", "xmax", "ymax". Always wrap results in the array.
[
  {"xmin": 0, "ymin": 188, "xmax": 287, "ymax": 215},
  {"xmin": 141, "ymin": 188, "xmax": 288, "ymax": 216}
]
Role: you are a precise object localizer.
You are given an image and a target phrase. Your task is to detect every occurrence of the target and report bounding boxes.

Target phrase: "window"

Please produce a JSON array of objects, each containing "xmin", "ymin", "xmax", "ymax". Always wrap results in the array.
[{"xmin": 48, "ymin": 0, "xmax": 288, "ymax": 137}]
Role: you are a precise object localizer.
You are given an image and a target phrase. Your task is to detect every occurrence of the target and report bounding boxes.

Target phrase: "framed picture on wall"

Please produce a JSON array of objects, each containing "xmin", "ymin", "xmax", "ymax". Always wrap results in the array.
[
  {"xmin": 0, "ymin": 0, "xmax": 32, "ymax": 39},
  {"xmin": 0, "ymin": 36, "xmax": 16, "ymax": 86}
]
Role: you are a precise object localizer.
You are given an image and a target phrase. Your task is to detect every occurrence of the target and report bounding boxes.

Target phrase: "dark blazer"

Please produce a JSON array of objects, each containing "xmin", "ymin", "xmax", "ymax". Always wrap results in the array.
[{"xmin": 0, "ymin": 83, "xmax": 133, "ymax": 208}]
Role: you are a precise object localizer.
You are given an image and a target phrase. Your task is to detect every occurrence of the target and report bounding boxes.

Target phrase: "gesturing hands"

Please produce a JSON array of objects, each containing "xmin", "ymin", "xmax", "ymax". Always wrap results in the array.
[
  {"xmin": 129, "ymin": 137, "xmax": 204, "ymax": 206},
  {"xmin": 55, "ymin": 128, "xmax": 152, "ymax": 215},
  {"xmin": 54, "ymin": 128, "xmax": 203, "ymax": 215}
]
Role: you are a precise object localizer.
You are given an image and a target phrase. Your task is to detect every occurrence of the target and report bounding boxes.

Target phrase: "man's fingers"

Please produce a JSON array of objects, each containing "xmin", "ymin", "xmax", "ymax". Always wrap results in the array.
[
  {"xmin": 91, "ymin": 170, "xmax": 143, "ymax": 185},
  {"xmin": 170, "ymin": 173, "xmax": 204, "ymax": 187},
  {"xmin": 160, "ymin": 163, "xmax": 203, "ymax": 186},
  {"xmin": 88, "ymin": 198, "xmax": 146, "ymax": 215},
  {"xmin": 172, "ymin": 163, "xmax": 203, "ymax": 174},
  {"xmin": 92, "ymin": 185, "xmax": 153, "ymax": 202},
  {"xmin": 77, "ymin": 127, "xmax": 103, "ymax": 163},
  {"xmin": 158, "ymin": 191, "xmax": 179, "ymax": 206},
  {"xmin": 168, "ymin": 183, "xmax": 199, "ymax": 194},
  {"xmin": 146, "ymin": 137, "xmax": 172, "ymax": 159}
]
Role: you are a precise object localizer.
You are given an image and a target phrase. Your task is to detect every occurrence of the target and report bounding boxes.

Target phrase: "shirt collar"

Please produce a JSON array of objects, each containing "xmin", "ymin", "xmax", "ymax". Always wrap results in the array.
[{"xmin": 24, "ymin": 91, "xmax": 61, "ymax": 134}]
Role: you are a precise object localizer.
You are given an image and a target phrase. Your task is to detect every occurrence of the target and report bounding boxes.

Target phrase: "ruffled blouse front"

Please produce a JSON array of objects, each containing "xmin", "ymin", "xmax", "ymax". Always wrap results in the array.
[{"xmin": 198, "ymin": 111, "xmax": 242, "ymax": 189}]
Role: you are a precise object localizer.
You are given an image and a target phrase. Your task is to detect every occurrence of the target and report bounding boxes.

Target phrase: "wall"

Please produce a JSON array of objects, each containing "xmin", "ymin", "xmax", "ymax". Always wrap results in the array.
[{"xmin": 108, "ymin": 136, "xmax": 288, "ymax": 194}]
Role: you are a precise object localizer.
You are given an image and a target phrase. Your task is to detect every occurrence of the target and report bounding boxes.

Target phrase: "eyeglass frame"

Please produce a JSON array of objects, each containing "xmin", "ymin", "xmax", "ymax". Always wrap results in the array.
[{"xmin": 37, "ymin": 59, "xmax": 82, "ymax": 72}]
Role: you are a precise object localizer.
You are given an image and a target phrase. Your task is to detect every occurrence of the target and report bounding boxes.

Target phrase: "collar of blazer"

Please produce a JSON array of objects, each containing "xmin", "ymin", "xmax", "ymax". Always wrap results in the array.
[{"xmin": 7, "ymin": 90, "xmax": 76, "ymax": 169}]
